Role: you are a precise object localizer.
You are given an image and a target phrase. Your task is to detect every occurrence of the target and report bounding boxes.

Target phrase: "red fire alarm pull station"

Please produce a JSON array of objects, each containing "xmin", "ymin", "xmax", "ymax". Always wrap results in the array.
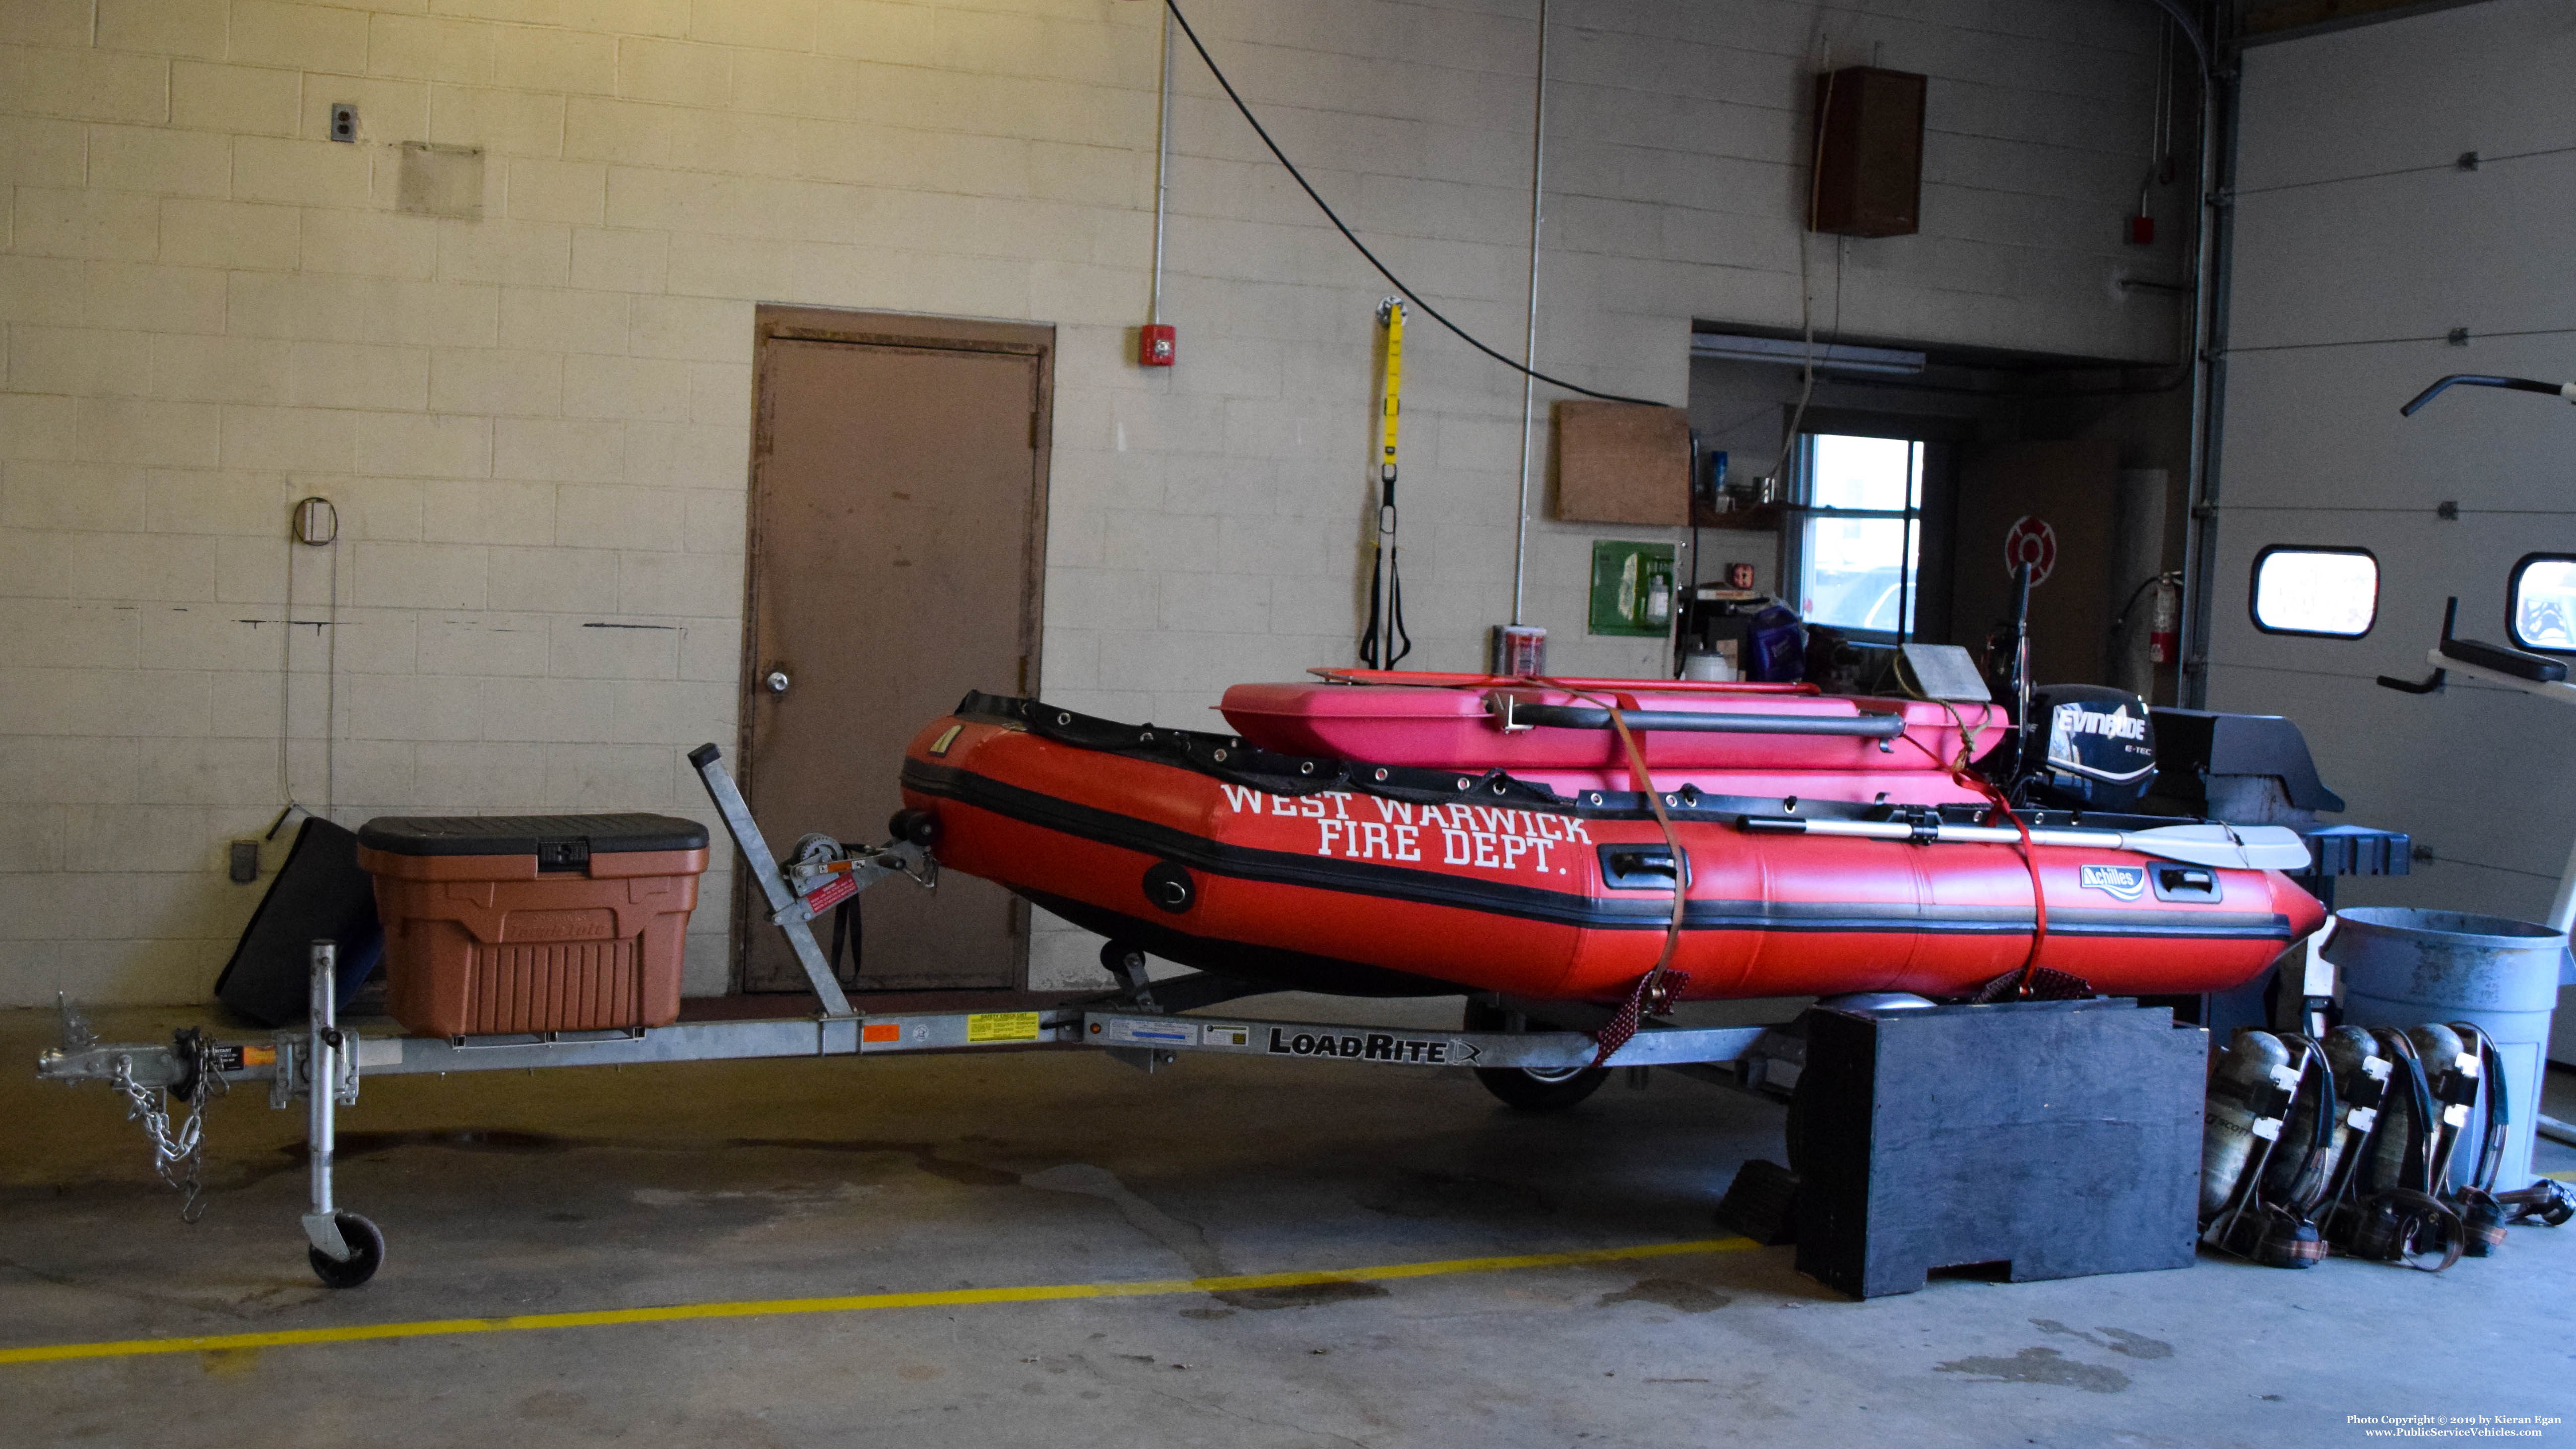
[{"xmin": 1140, "ymin": 323, "xmax": 1176, "ymax": 367}]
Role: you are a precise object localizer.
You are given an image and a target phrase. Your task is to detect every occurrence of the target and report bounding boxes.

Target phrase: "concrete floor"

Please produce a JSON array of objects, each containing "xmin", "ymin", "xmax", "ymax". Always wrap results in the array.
[{"xmin": 4, "ymin": 997, "xmax": 2573, "ymax": 1448}]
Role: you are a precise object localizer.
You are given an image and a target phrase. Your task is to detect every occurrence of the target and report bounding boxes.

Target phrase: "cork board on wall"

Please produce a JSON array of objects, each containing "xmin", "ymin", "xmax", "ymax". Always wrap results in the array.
[{"xmin": 1553, "ymin": 401, "xmax": 1689, "ymax": 525}]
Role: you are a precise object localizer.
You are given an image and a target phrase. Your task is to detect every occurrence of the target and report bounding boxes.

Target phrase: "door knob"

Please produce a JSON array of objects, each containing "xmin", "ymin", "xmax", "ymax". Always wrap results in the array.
[{"xmin": 764, "ymin": 669, "xmax": 791, "ymax": 695}]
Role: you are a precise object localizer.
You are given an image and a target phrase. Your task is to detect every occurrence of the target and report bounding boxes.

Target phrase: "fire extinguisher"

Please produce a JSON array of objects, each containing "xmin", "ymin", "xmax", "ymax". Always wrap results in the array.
[{"xmin": 2112, "ymin": 571, "xmax": 2184, "ymax": 668}]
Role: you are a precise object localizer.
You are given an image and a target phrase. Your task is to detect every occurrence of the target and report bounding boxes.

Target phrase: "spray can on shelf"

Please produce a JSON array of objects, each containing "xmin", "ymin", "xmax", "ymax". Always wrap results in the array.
[{"xmin": 1495, "ymin": 626, "xmax": 1546, "ymax": 679}]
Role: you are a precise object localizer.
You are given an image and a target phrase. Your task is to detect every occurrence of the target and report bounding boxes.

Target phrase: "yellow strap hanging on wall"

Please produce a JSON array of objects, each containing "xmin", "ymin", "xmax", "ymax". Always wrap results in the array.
[
  {"xmin": 1379, "ymin": 299, "xmax": 1404, "ymax": 486},
  {"xmin": 1361, "ymin": 297, "xmax": 1411, "ymax": 669}
]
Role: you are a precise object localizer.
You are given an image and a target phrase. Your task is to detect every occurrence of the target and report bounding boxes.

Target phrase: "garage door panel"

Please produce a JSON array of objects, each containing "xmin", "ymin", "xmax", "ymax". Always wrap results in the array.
[
  {"xmin": 2231, "ymin": 152, "xmax": 2576, "ymax": 351},
  {"xmin": 2217, "ymin": 339, "xmax": 2576, "ymax": 512},
  {"xmin": 2235, "ymin": 0, "xmax": 2576, "ymax": 194}
]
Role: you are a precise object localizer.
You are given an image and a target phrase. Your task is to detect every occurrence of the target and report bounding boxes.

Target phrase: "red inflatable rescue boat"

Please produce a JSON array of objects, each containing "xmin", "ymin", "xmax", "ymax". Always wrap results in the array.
[{"xmin": 898, "ymin": 672, "xmax": 2324, "ymax": 1003}]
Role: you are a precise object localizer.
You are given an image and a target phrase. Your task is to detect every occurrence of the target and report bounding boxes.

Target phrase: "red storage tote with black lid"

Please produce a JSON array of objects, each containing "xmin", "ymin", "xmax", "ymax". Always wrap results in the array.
[{"xmin": 356, "ymin": 813, "xmax": 708, "ymax": 1039}]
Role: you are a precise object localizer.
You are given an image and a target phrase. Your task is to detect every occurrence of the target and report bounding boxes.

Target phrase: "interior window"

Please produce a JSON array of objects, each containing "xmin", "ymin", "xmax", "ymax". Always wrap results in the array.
[
  {"xmin": 1792, "ymin": 433, "xmax": 1923, "ymax": 638},
  {"xmin": 2250, "ymin": 547, "xmax": 2378, "ymax": 637},
  {"xmin": 2509, "ymin": 554, "xmax": 2576, "ymax": 653}
]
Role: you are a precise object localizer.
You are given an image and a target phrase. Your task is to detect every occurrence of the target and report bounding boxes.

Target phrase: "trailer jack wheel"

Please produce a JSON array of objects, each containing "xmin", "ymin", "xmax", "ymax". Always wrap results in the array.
[
  {"xmin": 308, "ymin": 1212, "xmax": 384, "ymax": 1289},
  {"xmin": 1463, "ymin": 1001, "xmax": 1607, "ymax": 1113}
]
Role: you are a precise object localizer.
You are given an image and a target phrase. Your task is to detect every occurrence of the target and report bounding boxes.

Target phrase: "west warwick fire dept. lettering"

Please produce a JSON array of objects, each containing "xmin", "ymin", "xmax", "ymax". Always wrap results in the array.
[{"xmin": 1217, "ymin": 785, "xmax": 1589, "ymax": 874}]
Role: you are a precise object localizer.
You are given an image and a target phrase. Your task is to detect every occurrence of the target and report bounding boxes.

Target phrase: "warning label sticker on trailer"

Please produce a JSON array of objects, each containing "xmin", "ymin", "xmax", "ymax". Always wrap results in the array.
[
  {"xmin": 966, "ymin": 1012, "xmax": 1043, "ymax": 1043},
  {"xmin": 1199, "ymin": 1023, "xmax": 1252, "ymax": 1048},
  {"xmin": 801, "ymin": 873, "xmax": 858, "ymax": 916},
  {"xmin": 1100, "ymin": 1018, "xmax": 1197, "ymax": 1048}
]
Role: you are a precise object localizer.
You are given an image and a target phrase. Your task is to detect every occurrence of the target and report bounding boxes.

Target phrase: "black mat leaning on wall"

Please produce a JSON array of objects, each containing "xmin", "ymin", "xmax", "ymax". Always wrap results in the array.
[{"xmin": 212, "ymin": 817, "xmax": 385, "ymax": 1027}]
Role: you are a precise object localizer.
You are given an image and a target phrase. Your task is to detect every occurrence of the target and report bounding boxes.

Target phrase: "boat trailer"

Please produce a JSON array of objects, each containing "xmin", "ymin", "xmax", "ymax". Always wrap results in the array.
[{"xmin": 35, "ymin": 745, "xmax": 1803, "ymax": 1287}]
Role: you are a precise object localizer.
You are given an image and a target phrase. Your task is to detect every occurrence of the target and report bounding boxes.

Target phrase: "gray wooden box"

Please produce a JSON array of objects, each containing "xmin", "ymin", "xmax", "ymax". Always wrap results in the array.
[{"xmin": 1789, "ymin": 998, "xmax": 2205, "ymax": 1298}]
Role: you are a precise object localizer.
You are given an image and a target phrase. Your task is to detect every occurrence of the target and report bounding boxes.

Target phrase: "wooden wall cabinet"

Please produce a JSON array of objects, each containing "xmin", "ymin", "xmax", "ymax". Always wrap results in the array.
[{"xmin": 1811, "ymin": 66, "xmax": 1927, "ymax": 238}]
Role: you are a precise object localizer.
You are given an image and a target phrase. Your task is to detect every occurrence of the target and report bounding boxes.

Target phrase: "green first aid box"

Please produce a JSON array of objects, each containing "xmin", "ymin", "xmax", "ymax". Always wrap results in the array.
[{"xmin": 1589, "ymin": 540, "xmax": 1675, "ymax": 636}]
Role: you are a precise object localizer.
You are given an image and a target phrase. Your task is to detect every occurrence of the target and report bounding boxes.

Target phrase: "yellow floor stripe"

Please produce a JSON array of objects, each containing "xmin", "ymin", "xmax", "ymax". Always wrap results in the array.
[{"xmin": 0, "ymin": 1236, "xmax": 1757, "ymax": 1368}]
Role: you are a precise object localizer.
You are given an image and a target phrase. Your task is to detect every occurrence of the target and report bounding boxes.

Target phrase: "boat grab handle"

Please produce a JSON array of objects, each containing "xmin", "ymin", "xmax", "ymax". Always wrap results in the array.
[{"xmin": 1499, "ymin": 702, "xmax": 1907, "ymax": 738}]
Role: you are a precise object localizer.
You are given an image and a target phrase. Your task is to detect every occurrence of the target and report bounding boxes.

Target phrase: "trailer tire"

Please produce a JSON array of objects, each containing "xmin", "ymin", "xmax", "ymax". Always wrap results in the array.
[
  {"xmin": 309, "ymin": 1212, "xmax": 384, "ymax": 1289},
  {"xmin": 1463, "ymin": 1001, "xmax": 1608, "ymax": 1113}
]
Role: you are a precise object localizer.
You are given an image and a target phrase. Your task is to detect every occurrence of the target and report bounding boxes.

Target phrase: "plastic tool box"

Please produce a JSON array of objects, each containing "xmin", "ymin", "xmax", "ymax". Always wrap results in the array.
[{"xmin": 355, "ymin": 814, "xmax": 709, "ymax": 1039}]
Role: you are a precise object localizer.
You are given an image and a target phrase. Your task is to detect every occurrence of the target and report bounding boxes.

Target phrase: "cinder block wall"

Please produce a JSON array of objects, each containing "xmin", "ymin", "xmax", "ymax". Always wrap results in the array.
[{"xmin": 0, "ymin": 0, "xmax": 2183, "ymax": 1005}]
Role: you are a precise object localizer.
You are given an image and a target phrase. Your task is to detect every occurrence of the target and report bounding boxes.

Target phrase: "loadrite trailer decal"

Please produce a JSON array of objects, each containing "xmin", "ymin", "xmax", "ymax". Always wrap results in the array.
[
  {"xmin": 1218, "ymin": 785, "xmax": 1591, "ymax": 875},
  {"xmin": 1266, "ymin": 1027, "xmax": 1466, "ymax": 1065}
]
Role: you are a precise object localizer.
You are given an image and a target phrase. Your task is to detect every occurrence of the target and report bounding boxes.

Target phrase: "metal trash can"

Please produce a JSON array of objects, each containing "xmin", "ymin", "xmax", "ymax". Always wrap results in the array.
[{"xmin": 2325, "ymin": 907, "xmax": 2575, "ymax": 1190}]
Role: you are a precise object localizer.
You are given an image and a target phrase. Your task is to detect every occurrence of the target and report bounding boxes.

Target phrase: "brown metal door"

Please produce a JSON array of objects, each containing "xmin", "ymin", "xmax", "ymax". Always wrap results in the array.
[
  {"xmin": 1950, "ymin": 441, "xmax": 2118, "ymax": 687},
  {"xmin": 739, "ymin": 328, "xmax": 1047, "ymax": 992}
]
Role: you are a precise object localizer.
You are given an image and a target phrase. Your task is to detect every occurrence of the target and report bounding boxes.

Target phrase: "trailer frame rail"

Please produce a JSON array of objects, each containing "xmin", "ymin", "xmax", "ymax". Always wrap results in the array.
[{"xmin": 32, "ymin": 745, "xmax": 1802, "ymax": 1287}]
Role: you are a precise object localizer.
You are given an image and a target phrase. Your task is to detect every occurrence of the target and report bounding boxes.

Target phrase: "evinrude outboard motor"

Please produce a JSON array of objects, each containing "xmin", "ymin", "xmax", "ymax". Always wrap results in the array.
[
  {"xmin": 2025, "ymin": 685, "xmax": 2158, "ymax": 810},
  {"xmin": 1986, "ymin": 684, "xmax": 2160, "ymax": 811},
  {"xmin": 1977, "ymin": 560, "xmax": 2158, "ymax": 811}
]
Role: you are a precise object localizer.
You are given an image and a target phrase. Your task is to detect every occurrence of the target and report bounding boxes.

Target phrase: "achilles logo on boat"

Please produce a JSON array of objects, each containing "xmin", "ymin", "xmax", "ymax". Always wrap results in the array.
[
  {"xmin": 2079, "ymin": 863, "xmax": 2147, "ymax": 900},
  {"xmin": 1266, "ymin": 1027, "xmax": 1453, "ymax": 1065}
]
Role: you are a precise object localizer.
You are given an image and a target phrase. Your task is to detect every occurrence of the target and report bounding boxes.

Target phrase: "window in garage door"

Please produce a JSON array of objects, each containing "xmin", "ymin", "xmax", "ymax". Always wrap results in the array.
[
  {"xmin": 2250, "ymin": 546, "xmax": 2377, "ymax": 638},
  {"xmin": 2509, "ymin": 553, "xmax": 2576, "ymax": 653}
]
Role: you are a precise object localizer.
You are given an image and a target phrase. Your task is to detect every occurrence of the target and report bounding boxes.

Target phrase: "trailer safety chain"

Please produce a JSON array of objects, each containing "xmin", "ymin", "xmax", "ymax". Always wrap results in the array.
[{"xmin": 110, "ymin": 1032, "xmax": 225, "ymax": 1223}]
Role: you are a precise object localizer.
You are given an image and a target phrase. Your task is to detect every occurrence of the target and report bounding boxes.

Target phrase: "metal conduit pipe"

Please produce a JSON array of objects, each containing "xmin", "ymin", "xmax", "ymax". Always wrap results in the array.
[
  {"xmin": 1509, "ymin": 0, "xmax": 1548, "ymax": 629},
  {"xmin": 1148, "ymin": 6, "xmax": 1173, "ymax": 327},
  {"xmin": 2167, "ymin": 0, "xmax": 2229, "ymax": 709}
]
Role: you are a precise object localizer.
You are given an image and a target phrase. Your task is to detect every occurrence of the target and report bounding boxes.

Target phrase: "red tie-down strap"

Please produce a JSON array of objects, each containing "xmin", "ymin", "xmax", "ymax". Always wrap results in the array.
[
  {"xmin": 1589, "ymin": 964, "xmax": 1694, "ymax": 1069},
  {"xmin": 1960, "ymin": 780, "xmax": 2094, "ymax": 1001},
  {"xmin": 1890, "ymin": 706, "xmax": 2087, "ymax": 1003},
  {"xmin": 1543, "ymin": 683, "xmax": 1692, "ymax": 1067}
]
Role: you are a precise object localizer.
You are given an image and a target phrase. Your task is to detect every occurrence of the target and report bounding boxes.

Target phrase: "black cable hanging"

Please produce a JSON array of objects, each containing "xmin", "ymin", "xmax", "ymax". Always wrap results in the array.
[{"xmin": 1160, "ymin": 0, "xmax": 1662, "ymax": 409}]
